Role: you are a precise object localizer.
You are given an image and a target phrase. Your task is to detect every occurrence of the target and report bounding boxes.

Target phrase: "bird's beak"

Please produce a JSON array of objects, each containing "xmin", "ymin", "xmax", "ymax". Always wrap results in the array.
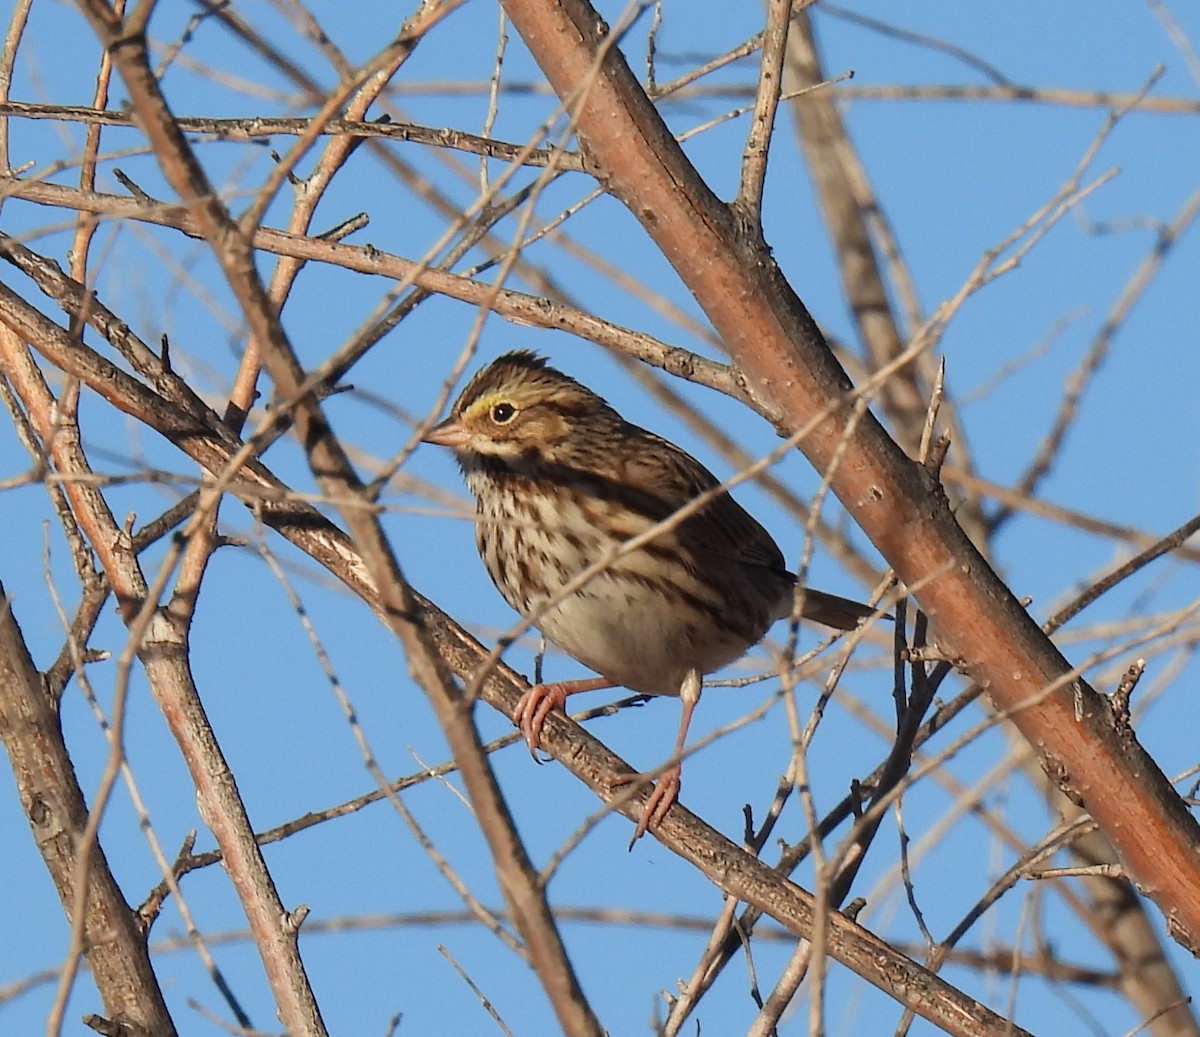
[{"xmin": 422, "ymin": 416, "xmax": 471, "ymax": 449}]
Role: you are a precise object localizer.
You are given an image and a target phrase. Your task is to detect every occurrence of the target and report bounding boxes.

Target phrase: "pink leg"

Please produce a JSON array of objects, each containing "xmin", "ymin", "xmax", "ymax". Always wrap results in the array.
[
  {"xmin": 618, "ymin": 673, "xmax": 701, "ymax": 846},
  {"xmin": 513, "ymin": 676, "xmax": 612, "ymax": 755}
]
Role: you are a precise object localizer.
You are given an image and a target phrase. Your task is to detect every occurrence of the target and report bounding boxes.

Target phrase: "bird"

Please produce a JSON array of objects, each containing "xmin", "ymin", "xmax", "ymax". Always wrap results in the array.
[{"xmin": 422, "ymin": 350, "xmax": 875, "ymax": 842}]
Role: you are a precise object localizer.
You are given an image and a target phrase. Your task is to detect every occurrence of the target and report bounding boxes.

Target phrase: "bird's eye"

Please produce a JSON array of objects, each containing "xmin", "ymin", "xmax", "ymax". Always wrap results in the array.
[{"xmin": 490, "ymin": 401, "xmax": 517, "ymax": 424}]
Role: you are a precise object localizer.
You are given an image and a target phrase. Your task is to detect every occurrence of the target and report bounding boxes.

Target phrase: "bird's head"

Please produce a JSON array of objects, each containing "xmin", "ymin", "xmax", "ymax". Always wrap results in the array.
[{"xmin": 422, "ymin": 351, "xmax": 615, "ymax": 465}]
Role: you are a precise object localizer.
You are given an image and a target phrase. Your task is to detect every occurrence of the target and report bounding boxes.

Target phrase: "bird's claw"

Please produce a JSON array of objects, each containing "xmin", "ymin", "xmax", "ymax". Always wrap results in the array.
[
  {"xmin": 612, "ymin": 766, "xmax": 682, "ymax": 848},
  {"xmin": 513, "ymin": 683, "xmax": 568, "ymax": 759}
]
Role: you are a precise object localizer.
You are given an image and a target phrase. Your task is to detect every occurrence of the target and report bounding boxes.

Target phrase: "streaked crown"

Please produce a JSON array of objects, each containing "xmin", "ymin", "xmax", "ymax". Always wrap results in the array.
[{"xmin": 426, "ymin": 351, "xmax": 619, "ymax": 461}]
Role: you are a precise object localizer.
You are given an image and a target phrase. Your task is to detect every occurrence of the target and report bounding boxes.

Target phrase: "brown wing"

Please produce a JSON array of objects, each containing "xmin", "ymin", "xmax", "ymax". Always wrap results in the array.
[
  {"xmin": 616, "ymin": 426, "xmax": 878, "ymax": 630},
  {"xmin": 615, "ymin": 427, "xmax": 787, "ymax": 572}
]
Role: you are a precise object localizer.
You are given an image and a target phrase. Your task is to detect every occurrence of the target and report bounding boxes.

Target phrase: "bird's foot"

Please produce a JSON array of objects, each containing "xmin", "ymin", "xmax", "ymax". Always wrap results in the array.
[
  {"xmin": 512, "ymin": 676, "xmax": 613, "ymax": 759},
  {"xmin": 612, "ymin": 764, "xmax": 682, "ymax": 848},
  {"xmin": 513, "ymin": 683, "xmax": 569, "ymax": 759}
]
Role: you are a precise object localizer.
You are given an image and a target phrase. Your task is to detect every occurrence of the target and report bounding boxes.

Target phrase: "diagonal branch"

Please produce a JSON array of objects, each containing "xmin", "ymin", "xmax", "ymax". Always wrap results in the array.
[{"xmin": 0, "ymin": 577, "xmax": 175, "ymax": 1037}]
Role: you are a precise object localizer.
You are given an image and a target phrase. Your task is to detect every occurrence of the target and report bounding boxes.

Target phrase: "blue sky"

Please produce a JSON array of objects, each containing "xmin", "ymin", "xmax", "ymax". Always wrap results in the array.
[{"xmin": 1, "ymin": 2, "xmax": 1197, "ymax": 1035}]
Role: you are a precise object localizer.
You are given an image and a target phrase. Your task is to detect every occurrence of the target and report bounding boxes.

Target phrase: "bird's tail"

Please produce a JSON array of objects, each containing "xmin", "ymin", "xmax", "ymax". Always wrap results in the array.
[{"xmin": 798, "ymin": 588, "xmax": 881, "ymax": 631}]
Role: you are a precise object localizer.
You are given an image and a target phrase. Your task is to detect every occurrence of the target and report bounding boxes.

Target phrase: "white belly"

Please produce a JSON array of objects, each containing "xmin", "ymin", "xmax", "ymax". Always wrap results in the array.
[{"xmin": 534, "ymin": 574, "xmax": 761, "ymax": 696}]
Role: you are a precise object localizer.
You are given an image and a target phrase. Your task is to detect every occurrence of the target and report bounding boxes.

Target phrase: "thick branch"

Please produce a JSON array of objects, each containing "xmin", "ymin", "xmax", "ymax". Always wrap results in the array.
[
  {"xmin": 0, "ymin": 581, "xmax": 175, "ymax": 1037},
  {"xmin": 496, "ymin": 0, "xmax": 1200, "ymax": 952}
]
